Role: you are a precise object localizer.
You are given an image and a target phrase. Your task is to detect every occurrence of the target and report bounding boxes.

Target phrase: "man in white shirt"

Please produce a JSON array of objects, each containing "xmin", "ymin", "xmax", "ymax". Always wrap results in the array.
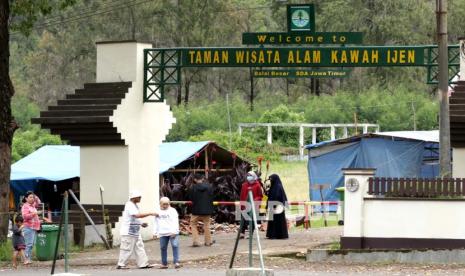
[
  {"xmin": 117, "ymin": 190, "xmax": 157, "ymax": 269},
  {"xmin": 153, "ymin": 197, "xmax": 181, "ymax": 269}
]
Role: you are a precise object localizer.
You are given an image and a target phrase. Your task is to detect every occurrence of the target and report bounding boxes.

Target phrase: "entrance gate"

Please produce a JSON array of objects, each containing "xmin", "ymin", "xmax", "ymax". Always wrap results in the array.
[{"xmin": 142, "ymin": 3, "xmax": 460, "ymax": 102}]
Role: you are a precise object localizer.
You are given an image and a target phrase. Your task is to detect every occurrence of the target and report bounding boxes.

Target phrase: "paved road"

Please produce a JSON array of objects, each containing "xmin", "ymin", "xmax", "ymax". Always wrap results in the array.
[
  {"xmin": 3, "ymin": 266, "xmax": 465, "ymax": 276},
  {"xmin": 3, "ymin": 227, "xmax": 465, "ymax": 275},
  {"xmin": 32, "ymin": 227, "xmax": 343, "ymax": 267}
]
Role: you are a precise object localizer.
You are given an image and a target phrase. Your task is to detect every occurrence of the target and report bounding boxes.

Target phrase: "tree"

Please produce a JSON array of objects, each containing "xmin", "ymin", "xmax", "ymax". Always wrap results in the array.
[{"xmin": 0, "ymin": 0, "xmax": 75, "ymax": 242}]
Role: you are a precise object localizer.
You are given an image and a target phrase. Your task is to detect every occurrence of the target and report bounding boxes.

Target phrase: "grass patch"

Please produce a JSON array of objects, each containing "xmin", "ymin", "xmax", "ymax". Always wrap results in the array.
[
  {"xmin": 268, "ymin": 160, "xmax": 308, "ymax": 201},
  {"xmin": 329, "ymin": 240, "xmax": 341, "ymax": 250},
  {"xmin": 0, "ymin": 240, "xmax": 12, "ymax": 261}
]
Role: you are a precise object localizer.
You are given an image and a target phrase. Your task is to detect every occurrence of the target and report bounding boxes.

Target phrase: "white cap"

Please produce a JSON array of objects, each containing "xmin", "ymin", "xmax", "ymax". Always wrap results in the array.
[{"xmin": 129, "ymin": 189, "xmax": 142, "ymax": 199}]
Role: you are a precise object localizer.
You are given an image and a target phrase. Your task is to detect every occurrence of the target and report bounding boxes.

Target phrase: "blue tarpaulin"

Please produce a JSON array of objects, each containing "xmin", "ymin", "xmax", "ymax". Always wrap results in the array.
[
  {"xmin": 11, "ymin": 145, "xmax": 80, "ymax": 181},
  {"xmin": 306, "ymin": 131, "xmax": 439, "ymax": 202},
  {"xmin": 10, "ymin": 141, "xmax": 212, "ymax": 184},
  {"xmin": 159, "ymin": 141, "xmax": 210, "ymax": 173},
  {"xmin": 10, "ymin": 145, "xmax": 80, "ymax": 205}
]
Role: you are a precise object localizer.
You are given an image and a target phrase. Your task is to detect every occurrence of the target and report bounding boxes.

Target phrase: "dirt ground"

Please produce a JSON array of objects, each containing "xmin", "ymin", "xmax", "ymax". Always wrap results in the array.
[{"xmin": 3, "ymin": 226, "xmax": 465, "ymax": 275}]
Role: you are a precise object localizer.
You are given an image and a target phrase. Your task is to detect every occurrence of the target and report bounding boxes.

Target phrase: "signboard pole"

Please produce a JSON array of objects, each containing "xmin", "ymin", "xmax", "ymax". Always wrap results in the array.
[{"xmin": 437, "ymin": 0, "xmax": 451, "ymax": 177}]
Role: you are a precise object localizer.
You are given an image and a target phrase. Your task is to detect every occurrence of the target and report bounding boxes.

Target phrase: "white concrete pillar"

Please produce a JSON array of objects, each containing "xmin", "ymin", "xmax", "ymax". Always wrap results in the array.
[
  {"xmin": 299, "ymin": 125, "xmax": 304, "ymax": 158},
  {"xmin": 460, "ymin": 39, "xmax": 465, "ymax": 81},
  {"xmin": 363, "ymin": 125, "xmax": 368, "ymax": 134},
  {"xmin": 267, "ymin": 125, "xmax": 272, "ymax": 144},
  {"xmin": 81, "ymin": 41, "xmax": 175, "ymax": 244},
  {"xmin": 341, "ymin": 168, "xmax": 376, "ymax": 246},
  {"xmin": 238, "ymin": 126, "xmax": 242, "ymax": 136},
  {"xmin": 312, "ymin": 128, "xmax": 317, "ymax": 144},
  {"xmin": 343, "ymin": 127, "xmax": 348, "ymax": 138},
  {"xmin": 453, "ymin": 148, "xmax": 465, "ymax": 178},
  {"xmin": 330, "ymin": 126, "xmax": 336, "ymax": 140}
]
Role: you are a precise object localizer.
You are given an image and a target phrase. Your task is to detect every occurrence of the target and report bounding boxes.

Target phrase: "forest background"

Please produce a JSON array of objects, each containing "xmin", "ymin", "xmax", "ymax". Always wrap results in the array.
[{"xmin": 9, "ymin": 0, "xmax": 465, "ymax": 162}]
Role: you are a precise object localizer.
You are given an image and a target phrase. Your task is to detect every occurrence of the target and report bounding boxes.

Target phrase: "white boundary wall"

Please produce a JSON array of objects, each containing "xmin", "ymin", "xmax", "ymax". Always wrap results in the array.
[{"xmin": 343, "ymin": 169, "xmax": 465, "ymax": 242}]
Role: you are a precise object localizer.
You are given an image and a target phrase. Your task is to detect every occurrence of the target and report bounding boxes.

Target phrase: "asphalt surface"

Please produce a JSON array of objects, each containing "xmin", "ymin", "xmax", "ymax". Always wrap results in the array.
[
  {"xmin": 3, "ymin": 227, "xmax": 465, "ymax": 275},
  {"xmin": 3, "ymin": 266, "xmax": 465, "ymax": 276}
]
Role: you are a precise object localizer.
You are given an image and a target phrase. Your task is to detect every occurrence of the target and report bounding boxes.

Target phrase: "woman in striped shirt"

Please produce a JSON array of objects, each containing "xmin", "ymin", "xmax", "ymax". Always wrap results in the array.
[{"xmin": 21, "ymin": 191, "xmax": 41, "ymax": 264}]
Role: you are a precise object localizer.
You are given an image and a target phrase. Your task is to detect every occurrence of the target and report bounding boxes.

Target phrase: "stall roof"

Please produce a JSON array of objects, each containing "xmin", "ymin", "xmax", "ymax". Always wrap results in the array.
[
  {"xmin": 305, "ymin": 130, "xmax": 439, "ymax": 203},
  {"xmin": 11, "ymin": 141, "xmax": 241, "ymax": 181},
  {"xmin": 11, "ymin": 145, "xmax": 80, "ymax": 181},
  {"xmin": 305, "ymin": 130, "xmax": 439, "ymax": 149},
  {"xmin": 159, "ymin": 141, "xmax": 210, "ymax": 173}
]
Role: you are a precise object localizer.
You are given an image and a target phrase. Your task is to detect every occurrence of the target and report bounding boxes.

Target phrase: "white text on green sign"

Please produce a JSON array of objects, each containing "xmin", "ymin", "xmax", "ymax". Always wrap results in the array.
[{"xmin": 252, "ymin": 69, "xmax": 350, "ymax": 78}]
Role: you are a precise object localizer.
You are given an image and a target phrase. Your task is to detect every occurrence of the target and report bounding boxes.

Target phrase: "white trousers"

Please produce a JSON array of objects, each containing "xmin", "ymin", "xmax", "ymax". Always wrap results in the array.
[{"xmin": 117, "ymin": 235, "xmax": 149, "ymax": 267}]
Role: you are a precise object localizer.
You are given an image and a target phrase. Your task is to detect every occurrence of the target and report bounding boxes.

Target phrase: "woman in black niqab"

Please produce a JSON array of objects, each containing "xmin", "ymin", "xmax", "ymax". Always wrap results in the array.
[{"xmin": 266, "ymin": 174, "xmax": 289, "ymax": 239}]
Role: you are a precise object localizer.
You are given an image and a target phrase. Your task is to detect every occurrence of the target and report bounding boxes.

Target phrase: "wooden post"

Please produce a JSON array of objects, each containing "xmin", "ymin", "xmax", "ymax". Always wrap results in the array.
[
  {"xmin": 304, "ymin": 203, "xmax": 309, "ymax": 230},
  {"xmin": 204, "ymin": 145, "xmax": 209, "ymax": 178},
  {"xmin": 267, "ymin": 125, "xmax": 272, "ymax": 144},
  {"xmin": 299, "ymin": 125, "xmax": 304, "ymax": 158},
  {"xmin": 312, "ymin": 128, "xmax": 317, "ymax": 144},
  {"xmin": 99, "ymin": 185, "xmax": 113, "ymax": 248},
  {"xmin": 104, "ymin": 209, "xmax": 113, "ymax": 248},
  {"xmin": 79, "ymin": 212, "xmax": 85, "ymax": 251}
]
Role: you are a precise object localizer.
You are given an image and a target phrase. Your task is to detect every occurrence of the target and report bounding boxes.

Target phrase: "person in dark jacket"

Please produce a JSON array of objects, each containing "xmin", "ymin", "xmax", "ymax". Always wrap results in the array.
[
  {"xmin": 266, "ymin": 174, "xmax": 289, "ymax": 239},
  {"xmin": 188, "ymin": 174, "xmax": 215, "ymax": 246}
]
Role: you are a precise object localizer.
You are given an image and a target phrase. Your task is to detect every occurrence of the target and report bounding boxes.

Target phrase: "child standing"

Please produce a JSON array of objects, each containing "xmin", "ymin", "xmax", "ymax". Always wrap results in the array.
[
  {"xmin": 12, "ymin": 217, "xmax": 26, "ymax": 269},
  {"xmin": 153, "ymin": 197, "xmax": 181, "ymax": 269}
]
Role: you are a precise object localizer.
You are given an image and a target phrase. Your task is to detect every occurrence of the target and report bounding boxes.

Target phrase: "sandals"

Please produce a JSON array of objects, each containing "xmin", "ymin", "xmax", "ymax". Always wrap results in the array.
[
  {"xmin": 174, "ymin": 263, "xmax": 182, "ymax": 269},
  {"xmin": 159, "ymin": 265, "xmax": 168, "ymax": 269},
  {"xmin": 116, "ymin": 265, "xmax": 129, "ymax": 270},
  {"xmin": 140, "ymin": 264, "xmax": 155, "ymax": 269}
]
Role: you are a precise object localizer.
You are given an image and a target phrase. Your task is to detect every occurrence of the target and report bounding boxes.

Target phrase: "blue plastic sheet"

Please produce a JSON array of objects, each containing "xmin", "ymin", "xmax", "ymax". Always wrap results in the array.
[
  {"xmin": 159, "ymin": 141, "xmax": 210, "ymax": 173},
  {"xmin": 11, "ymin": 145, "xmax": 80, "ymax": 181},
  {"xmin": 308, "ymin": 137, "xmax": 439, "ymax": 202}
]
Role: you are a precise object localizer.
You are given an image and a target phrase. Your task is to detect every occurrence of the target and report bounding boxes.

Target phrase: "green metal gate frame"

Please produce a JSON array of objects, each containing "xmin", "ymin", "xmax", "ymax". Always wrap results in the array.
[
  {"xmin": 143, "ymin": 45, "xmax": 460, "ymax": 102},
  {"xmin": 425, "ymin": 45, "xmax": 460, "ymax": 85},
  {"xmin": 144, "ymin": 49, "xmax": 181, "ymax": 102}
]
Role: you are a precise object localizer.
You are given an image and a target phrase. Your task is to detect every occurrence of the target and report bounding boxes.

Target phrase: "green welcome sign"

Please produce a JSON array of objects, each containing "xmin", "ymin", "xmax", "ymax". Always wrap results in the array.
[
  {"xmin": 181, "ymin": 46, "xmax": 424, "ymax": 67},
  {"xmin": 242, "ymin": 4, "xmax": 361, "ymax": 45},
  {"xmin": 143, "ymin": 3, "xmax": 460, "ymax": 102},
  {"xmin": 242, "ymin": 32, "xmax": 363, "ymax": 45}
]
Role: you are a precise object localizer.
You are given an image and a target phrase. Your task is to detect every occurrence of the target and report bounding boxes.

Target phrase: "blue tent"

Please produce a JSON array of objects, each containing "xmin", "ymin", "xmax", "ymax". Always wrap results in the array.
[
  {"xmin": 10, "ymin": 145, "xmax": 80, "ymax": 204},
  {"xmin": 159, "ymin": 141, "xmax": 209, "ymax": 173},
  {"xmin": 10, "ymin": 141, "xmax": 239, "ymax": 194},
  {"xmin": 306, "ymin": 131, "xmax": 439, "ymax": 202},
  {"xmin": 11, "ymin": 145, "xmax": 80, "ymax": 182}
]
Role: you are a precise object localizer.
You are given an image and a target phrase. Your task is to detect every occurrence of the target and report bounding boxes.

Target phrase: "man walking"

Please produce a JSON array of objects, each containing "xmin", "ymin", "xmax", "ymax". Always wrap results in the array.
[
  {"xmin": 117, "ymin": 190, "xmax": 157, "ymax": 269},
  {"xmin": 188, "ymin": 174, "xmax": 214, "ymax": 247}
]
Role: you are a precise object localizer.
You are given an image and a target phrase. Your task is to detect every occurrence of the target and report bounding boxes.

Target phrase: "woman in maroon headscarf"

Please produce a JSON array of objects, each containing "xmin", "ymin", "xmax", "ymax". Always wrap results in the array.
[{"xmin": 239, "ymin": 171, "xmax": 263, "ymax": 238}]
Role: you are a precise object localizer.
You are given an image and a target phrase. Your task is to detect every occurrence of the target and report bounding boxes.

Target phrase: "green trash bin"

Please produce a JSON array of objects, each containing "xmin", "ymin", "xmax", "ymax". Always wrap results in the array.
[
  {"xmin": 335, "ymin": 187, "xmax": 345, "ymax": 225},
  {"xmin": 35, "ymin": 224, "xmax": 60, "ymax": 261}
]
